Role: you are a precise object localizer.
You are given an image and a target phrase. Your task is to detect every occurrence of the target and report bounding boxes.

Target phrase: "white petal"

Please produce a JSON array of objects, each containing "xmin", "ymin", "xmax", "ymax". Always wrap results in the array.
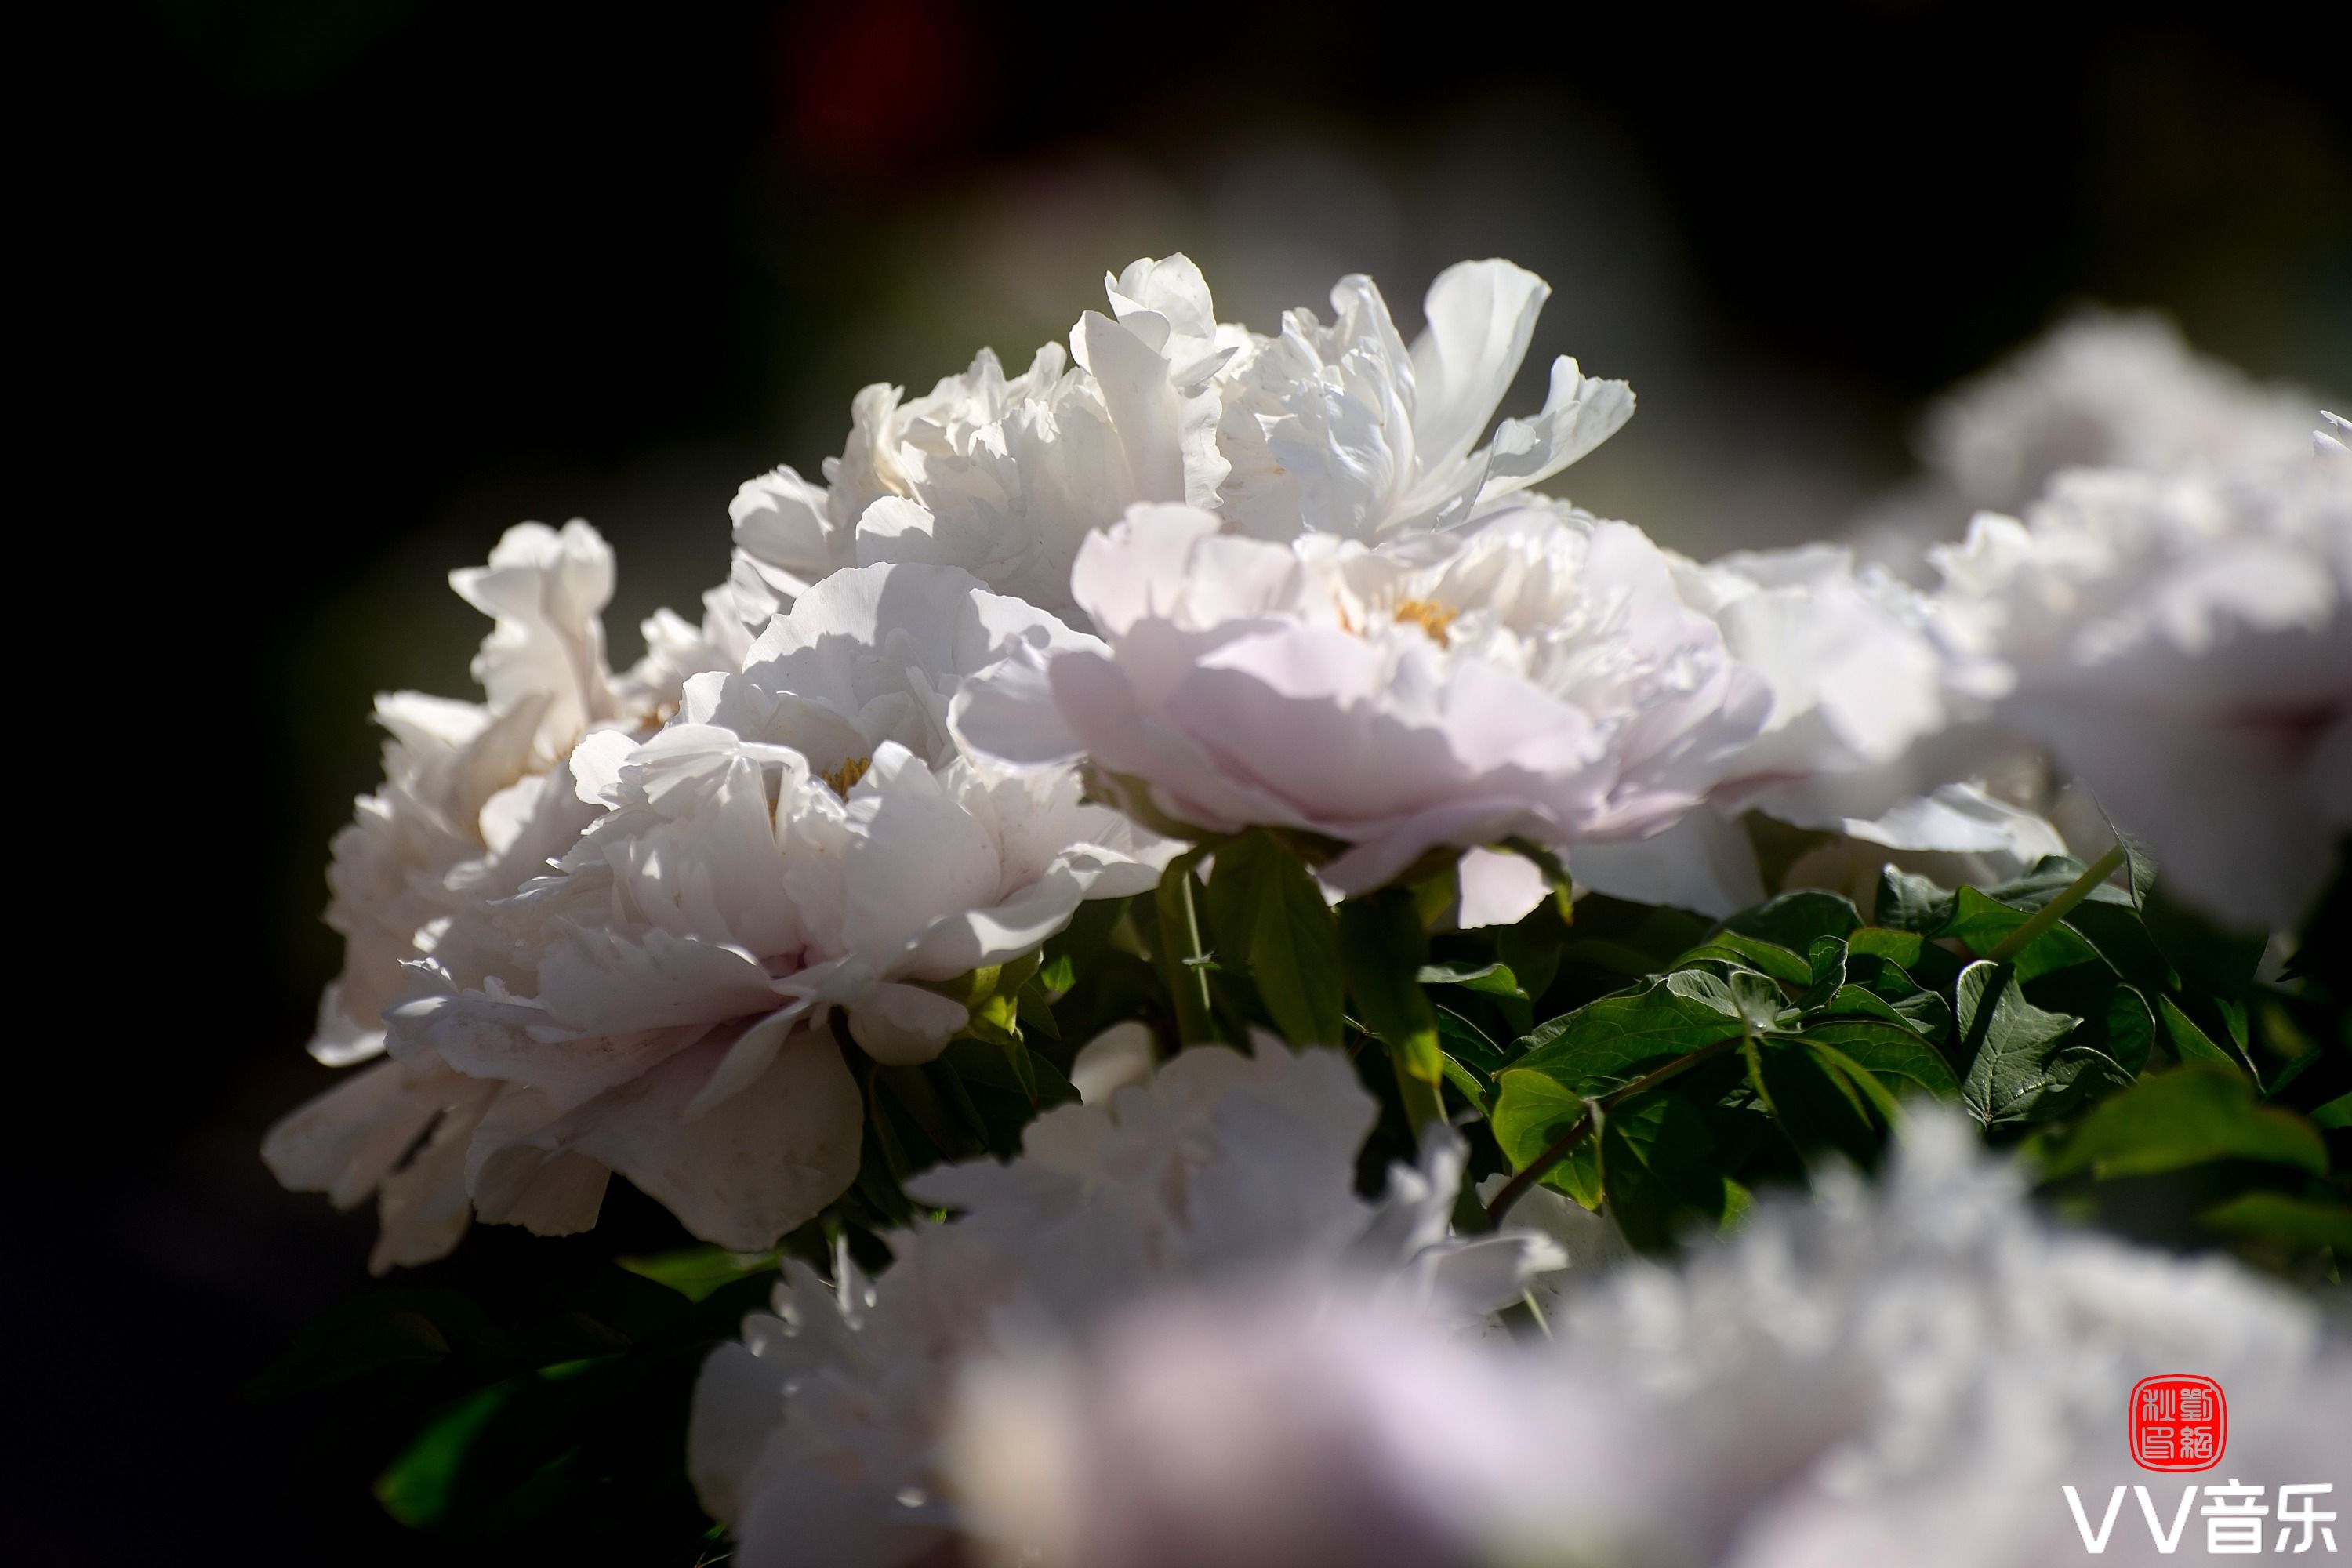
[{"xmin": 1407, "ymin": 258, "xmax": 1550, "ymax": 472}]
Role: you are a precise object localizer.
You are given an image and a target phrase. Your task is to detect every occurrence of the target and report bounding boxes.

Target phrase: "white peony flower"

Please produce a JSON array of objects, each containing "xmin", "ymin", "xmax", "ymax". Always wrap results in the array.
[
  {"xmin": 1214, "ymin": 257, "xmax": 1633, "ymax": 541},
  {"xmin": 723, "ymin": 255, "xmax": 1628, "ymax": 625},
  {"xmin": 687, "ymin": 1041, "xmax": 1563, "ymax": 1568},
  {"xmin": 299, "ymin": 521, "xmax": 648, "ymax": 1069},
  {"xmin": 1929, "ymin": 454, "xmax": 2352, "ymax": 929},
  {"xmin": 1852, "ymin": 310, "xmax": 2332, "ymax": 578},
  {"xmin": 726, "ymin": 256, "xmax": 1238, "ymax": 620},
  {"xmin": 953, "ymin": 501, "xmax": 1771, "ymax": 916},
  {"xmin": 1544, "ymin": 1109, "xmax": 2350, "ymax": 1568},
  {"xmin": 372, "ymin": 561, "xmax": 1166, "ymax": 1258},
  {"xmin": 270, "ymin": 520, "xmax": 711, "ymax": 1270},
  {"xmin": 1568, "ymin": 539, "xmax": 2063, "ymax": 916}
]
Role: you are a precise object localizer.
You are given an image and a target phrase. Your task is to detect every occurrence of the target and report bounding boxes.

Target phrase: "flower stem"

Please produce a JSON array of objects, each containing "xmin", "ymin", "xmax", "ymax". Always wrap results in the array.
[
  {"xmin": 1156, "ymin": 851, "xmax": 1218, "ymax": 1046},
  {"xmin": 1481, "ymin": 1033, "xmax": 1742, "ymax": 1225},
  {"xmin": 1984, "ymin": 843, "xmax": 2128, "ymax": 965},
  {"xmin": 1396, "ymin": 1068, "xmax": 1447, "ymax": 1141}
]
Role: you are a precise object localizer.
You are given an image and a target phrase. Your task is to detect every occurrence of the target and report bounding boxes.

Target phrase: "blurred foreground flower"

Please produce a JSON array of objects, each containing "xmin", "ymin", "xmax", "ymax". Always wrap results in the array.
[
  {"xmin": 942, "ymin": 1110, "xmax": 2351, "ymax": 1568},
  {"xmin": 688, "ymin": 1042, "xmax": 1562, "ymax": 1568}
]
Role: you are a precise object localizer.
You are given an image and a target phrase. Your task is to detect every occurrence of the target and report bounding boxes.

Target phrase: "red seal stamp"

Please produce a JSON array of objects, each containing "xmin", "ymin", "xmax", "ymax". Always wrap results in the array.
[{"xmin": 2129, "ymin": 1374, "xmax": 2226, "ymax": 1472}]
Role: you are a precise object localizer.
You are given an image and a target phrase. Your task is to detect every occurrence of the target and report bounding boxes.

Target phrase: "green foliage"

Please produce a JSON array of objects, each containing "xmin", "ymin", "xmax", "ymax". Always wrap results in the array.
[
  {"xmin": 1483, "ymin": 849, "xmax": 2347, "ymax": 1269},
  {"xmin": 1485, "ymin": 911, "xmax": 1962, "ymax": 1243},
  {"xmin": 1338, "ymin": 887, "xmax": 1446, "ymax": 1091},
  {"xmin": 1206, "ymin": 829, "xmax": 1345, "ymax": 1047},
  {"xmin": 1955, "ymin": 961, "xmax": 2128, "ymax": 1125},
  {"xmin": 616, "ymin": 1246, "xmax": 781, "ymax": 1304},
  {"xmin": 2038, "ymin": 1066, "xmax": 2328, "ymax": 1180},
  {"xmin": 249, "ymin": 1262, "xmax": 775, "ymax": 1552}
]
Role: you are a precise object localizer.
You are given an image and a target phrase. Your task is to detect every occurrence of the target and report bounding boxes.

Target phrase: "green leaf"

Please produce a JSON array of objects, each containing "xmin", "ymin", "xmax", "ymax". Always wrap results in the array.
[
  {"xmin": 1498, "ymin": 913, "xmax": 1565, "ymax": 1004},
  {"xmin": 1981, "ymin": 855, "xmax": 2138, "ymax": 915},
  {"xmin": 1436, "ymin": 1004, "xmax": 1506, "ymax": 1076},
  {"xmin": 2144, "ymin": 884, "xmax": 2268, "ymax": 1000},
  {"xmin": 1956, "ymin": 961, "xmax": 2128, "ymax": 1125},
  {"xmin": 1803, "ymin": 982, "xmax": 1914, "ymax": 1030},
  {"xmin": 1722, "ymin": 889, "xmax": 1862, "ymax": 952},
  {"xmin": 1436, "ymin": 1053, "xmax": 1491, "ymax": 1112},
  {"xmin": 1338, "ymin": 888, "xmax": 1443, "ymax": 1084},
  {"xmin": 1848, "ymin": 925, "xmax": 1926, "ymax": 967},
  {"xmin": 1795, "ymin": 935, "xmax": 1848, "ymax": 1011},
  {"xmin": 615, "ymin": 1247, "xmax": 780, "ymax": 1305},
  {"xmin": 1490, "ymin": 1067, "xmax": 1601, "ymax": 1206},
  {"xmin": 939, "ymin": 1036, "xmax": 1077, "ymax": 1158},
  {"xmin": 2063, "ymin": 900, "xmax": 2172, "ymax": 993},
  {"xmin": 2314, "ymin": 1092, "xmax": 2352, "ymax": 1131},
  {"xmin": 1673, "ymin": 930, "xmax": 1811, "ymax": 988},
  {"xmin": 2028, "ymin": 967, "xmax": 2154, "ymax": 1080},
  {"xmin": 1416, "ymin": 960, "xmax": 1526, "ymax": 999},
  {"xmin": 1514, "ymin": 970, "xmax": 1748, "ymax": 1093},
  {"xmin": 1205, "ymin": 829, "xmax": 1345, "ymax": 1047},
  {"xmin": 2039, "ymin": 1065, "xmax": 2331, "ymax": 1180},
  {"xmin": 375, "ymin": 1381, "xmax": 514, "ymax": 1528},
  {"xmin": 1941, "ymin": 887, "xmax": 2103, "ymax": 979},
  {"xmin": 1835, "ymin": 952, "xmax": 1953, "ymax": 1040},
  {"xmin": 242, "ymin": 1291, "xmax": 482, "ymax": 1401},
  {"xmin": 2201, "ymin": 1192, "xmax": 2352, "ymax": 1252},
  {"xmin": 2155, "ymin": 995, "xmax": 2248, "ymax": 1075},
  {"xmin": 1791, "ymin": 1016, "xmax": 1961, "ymax": 1097},
  {"xmin": 1748, "ymin": 1034, "xmax": 1881, "ymax": 1164},
  {"xmin": 1599, "ymin": 1091, "xmax": 1740, "ymax": 1252},
  {"xmin": 1876, "ymin": 866, "xmax": 1955, "ymax": 932}
]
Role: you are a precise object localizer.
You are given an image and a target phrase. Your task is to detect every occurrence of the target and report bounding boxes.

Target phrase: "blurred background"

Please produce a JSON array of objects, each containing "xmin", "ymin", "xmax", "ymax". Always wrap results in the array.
[{"xmin": 23, "ymin": 0, "xmax": 2347, "ymax": 1559}]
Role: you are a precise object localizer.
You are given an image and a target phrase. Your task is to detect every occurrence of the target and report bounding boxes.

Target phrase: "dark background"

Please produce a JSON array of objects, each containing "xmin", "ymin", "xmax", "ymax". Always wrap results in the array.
[{"xmin": 22, "ymin": 0, "xmax": 2348, "ymax": 1559}]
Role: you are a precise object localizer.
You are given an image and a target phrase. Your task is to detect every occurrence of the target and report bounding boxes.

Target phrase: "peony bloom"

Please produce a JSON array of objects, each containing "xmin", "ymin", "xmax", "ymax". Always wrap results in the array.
[
  {"xmin": 278, "ymin": 560, "xmax": 1165, "ymax": 1265},
  {"xmin": 1852, "ymin": 310, "xmax": 2332, "ymax": 579},
  {"xmin": 720, "ymin": 255, "xmax": 1628, "ymax": 624},
  {"xmin": 1569, "ymin": 538, "xmax": 2063, "ymax": 916},
  {"xmin": 724, "ymin": 256, "xmax": 1239, "ymax": 620},
  {"xmin": 267, "ymin": 521, "xmax": 710, "ymax": 1269},
  {"xmin": 688, "ymin": 1042, "xmax": 1563, "ymax": 1568},
  {"xmin": 297, "ymin": 521, "xmax": 658, "ymax": 1069},
  {"xmin": 1214, "ymin": 257, "xmax": 1633, "ymax": 542},
  {"xmin": 1542, "ymin": 1109, "xmax": 2351, "ymax": 1568},
  {"xmin": 1930, "ymin": 453, "xmax": 2352, "ymax": 929},
  {"xmin": 954, "ymin": 501, "xmax": 1771, "ymax": 914}
]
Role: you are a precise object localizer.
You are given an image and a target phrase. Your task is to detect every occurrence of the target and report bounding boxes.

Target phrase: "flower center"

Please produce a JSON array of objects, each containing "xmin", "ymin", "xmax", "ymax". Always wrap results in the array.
[
  {"xmin": 822, "ymin": 755, "xmax": 873, "ymax": 797},
  {"xmin": 1389, "ymin": 598, "xmax": 1459, "ymax": 648}
]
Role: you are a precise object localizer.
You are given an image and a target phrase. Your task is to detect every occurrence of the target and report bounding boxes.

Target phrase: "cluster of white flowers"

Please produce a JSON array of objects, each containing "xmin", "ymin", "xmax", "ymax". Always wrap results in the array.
[
  {"xmin": 687, "ymin": 1043, "xmax": 1565, "ymax": 1568},
  {"xmin": 934, "ymin": 1110, "xmax": 2351, "ymax": 1568},
  {"xmin": 270, "ymin": 252, "xmax": 2347, "ymax": 1276}
]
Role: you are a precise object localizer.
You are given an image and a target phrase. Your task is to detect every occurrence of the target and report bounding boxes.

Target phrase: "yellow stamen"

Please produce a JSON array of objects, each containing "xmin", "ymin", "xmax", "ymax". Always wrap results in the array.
[
  {"xmin": 822, "ymin": 755, "xmax": 873, "ymax": 797},
  {"xmin": 1390, "ymin": 598, "xmax": 1459, "ymax": 648}
]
